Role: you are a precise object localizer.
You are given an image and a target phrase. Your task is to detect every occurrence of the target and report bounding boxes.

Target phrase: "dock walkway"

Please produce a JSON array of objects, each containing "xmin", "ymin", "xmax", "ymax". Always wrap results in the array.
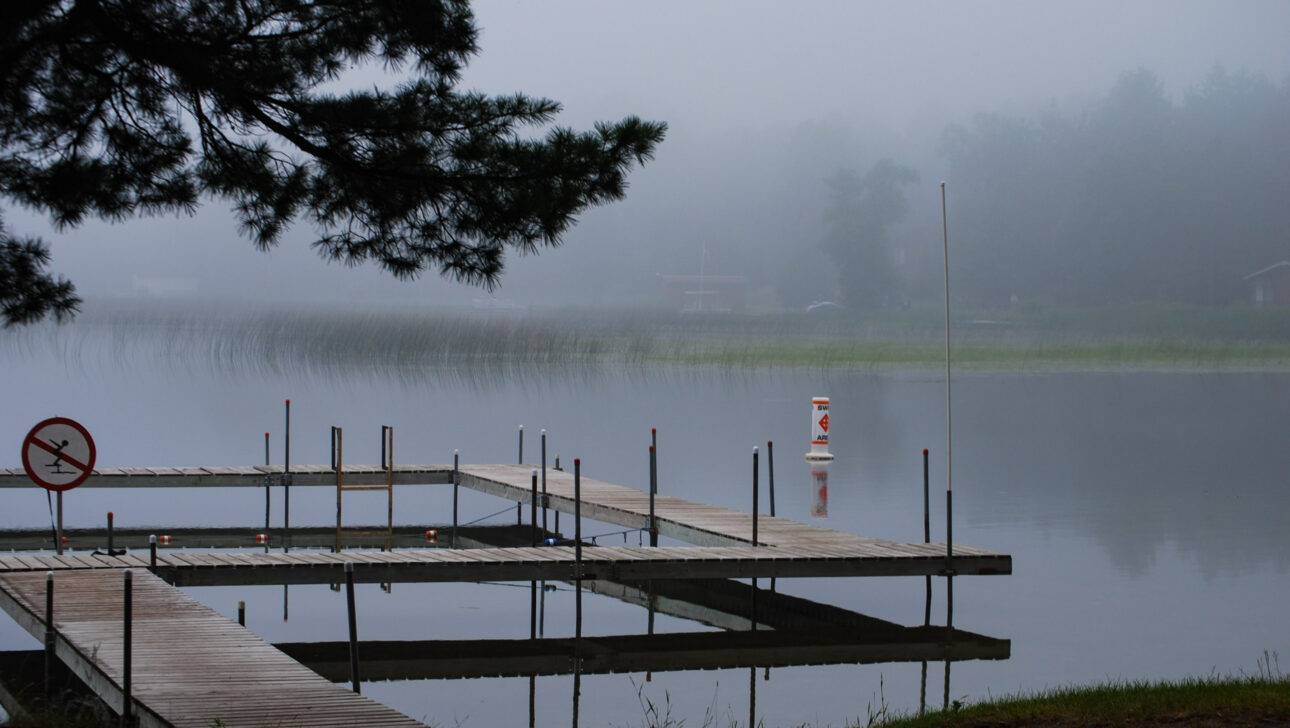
[{"xmin": 0, "ymin": 568, "xmax": 424, "ymax": 728}]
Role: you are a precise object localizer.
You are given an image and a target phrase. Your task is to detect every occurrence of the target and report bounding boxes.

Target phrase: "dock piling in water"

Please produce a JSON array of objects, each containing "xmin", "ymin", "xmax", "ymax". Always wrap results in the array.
[
  {"xmin": 43, "ymin": 571, "xmax": 53, "ymax": 699},
  {"xmin": 122, "ymin": 568, "xmax": 133, "ymax": 727},
  {"xmin": 345, "ymin": 561, "xmax": 360, "ymax": 694},
  {"xmin": 752, "ymin": 447, "xmax": 760, "ymax": 547}
]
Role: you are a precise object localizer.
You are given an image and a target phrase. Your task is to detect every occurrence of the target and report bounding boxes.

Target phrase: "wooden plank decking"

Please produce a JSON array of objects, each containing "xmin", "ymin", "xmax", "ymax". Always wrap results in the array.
[
  {"xmin": 0, "ymin": 569, "xmax": 424, "ymax": 728},
  {"xmin": 0, "ymin": 539, "xmax": 1008, "ymax": 586}
]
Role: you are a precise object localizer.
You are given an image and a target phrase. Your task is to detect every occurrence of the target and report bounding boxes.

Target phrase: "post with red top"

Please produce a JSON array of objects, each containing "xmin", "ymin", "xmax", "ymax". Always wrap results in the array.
[{"xmin": 648, "ymin": 445, "xmax": 657, "ymax": 547}]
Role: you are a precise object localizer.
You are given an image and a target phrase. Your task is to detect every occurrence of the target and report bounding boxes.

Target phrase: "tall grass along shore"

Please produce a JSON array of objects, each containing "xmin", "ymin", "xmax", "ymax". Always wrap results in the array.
[{"xmin": 5, "ymin": 299, "xmax": 1290, "ymax": 375}]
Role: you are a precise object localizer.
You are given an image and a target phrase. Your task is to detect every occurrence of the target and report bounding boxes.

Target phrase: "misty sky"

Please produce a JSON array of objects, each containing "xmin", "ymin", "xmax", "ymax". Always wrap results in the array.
[{"xmin": 13, "ymin": 0, "xmax": 1290, "ymax": 306}]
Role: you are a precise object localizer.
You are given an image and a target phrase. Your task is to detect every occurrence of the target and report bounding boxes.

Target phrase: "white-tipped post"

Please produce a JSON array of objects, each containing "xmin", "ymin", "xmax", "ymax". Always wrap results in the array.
[{"xmin": 804, "ymin": 397, "xmax": 835, "ymax": 461}]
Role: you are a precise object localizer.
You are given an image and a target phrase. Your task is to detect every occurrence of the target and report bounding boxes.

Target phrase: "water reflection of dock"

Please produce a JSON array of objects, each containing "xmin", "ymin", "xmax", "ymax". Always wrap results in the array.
[{"xmin": 281, "ymin": 626, "xmax": 1008, "ymax": 681}]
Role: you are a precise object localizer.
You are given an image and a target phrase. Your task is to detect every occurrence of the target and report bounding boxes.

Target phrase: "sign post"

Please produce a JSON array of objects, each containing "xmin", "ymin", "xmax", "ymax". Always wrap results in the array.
[{"xmin": 22, "ymin": 417, "xmax": 96, "ymax": 555}]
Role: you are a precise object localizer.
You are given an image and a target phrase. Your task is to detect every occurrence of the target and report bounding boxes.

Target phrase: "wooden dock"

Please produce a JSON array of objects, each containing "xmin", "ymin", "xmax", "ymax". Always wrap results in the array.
[
  {"xmin": 0, "ymin": 568, "xmax": 425, "ymax": 728},
  {"xmin": 0, "ymin": 539, "xmax": 1006, "ymax": 586},
  {"xmin": 0, "ymin": 462, "xmax": 1009, "ymax": 726}
]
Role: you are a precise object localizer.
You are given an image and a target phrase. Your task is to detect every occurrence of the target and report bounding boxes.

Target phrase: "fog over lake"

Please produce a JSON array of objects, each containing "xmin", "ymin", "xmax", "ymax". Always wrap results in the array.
[{"xmin": 2, "ymin": 314, "xmax": 1287, "ymax": 725}]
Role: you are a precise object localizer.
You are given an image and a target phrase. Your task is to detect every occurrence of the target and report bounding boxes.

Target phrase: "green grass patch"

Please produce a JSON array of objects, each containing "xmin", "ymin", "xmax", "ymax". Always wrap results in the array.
[{"xmin": 870, "ymin": 674, "xmax": 1290, "ymax": 728}]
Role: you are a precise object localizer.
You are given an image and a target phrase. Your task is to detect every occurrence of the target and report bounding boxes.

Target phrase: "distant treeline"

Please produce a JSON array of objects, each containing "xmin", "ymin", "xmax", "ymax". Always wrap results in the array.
[{"xmin": 937, "ymin": 66, "xmax": 1289, "ymax": 307}]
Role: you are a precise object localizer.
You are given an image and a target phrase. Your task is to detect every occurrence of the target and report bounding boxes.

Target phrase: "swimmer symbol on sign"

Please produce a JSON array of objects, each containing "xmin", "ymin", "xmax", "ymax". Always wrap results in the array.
[{"xmin": 22, "ymin": 417, "xmax": 96, "ymax": 492}]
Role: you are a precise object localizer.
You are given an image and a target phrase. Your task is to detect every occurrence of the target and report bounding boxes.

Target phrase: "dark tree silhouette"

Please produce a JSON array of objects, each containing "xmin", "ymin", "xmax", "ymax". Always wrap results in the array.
[
  {"xmin": 0, "ymin": 0, "xmax": 665, "ymax": 325},
  {"xmin": 820, "ymin": 160, "xmax": 918, "ymax": 309}
]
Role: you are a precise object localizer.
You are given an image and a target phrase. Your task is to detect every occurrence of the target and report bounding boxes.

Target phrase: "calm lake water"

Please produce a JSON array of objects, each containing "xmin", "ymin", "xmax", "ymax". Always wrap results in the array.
[{"xmin": 2, "ymin": 313, "xmax": 1287, "ymax": 727}]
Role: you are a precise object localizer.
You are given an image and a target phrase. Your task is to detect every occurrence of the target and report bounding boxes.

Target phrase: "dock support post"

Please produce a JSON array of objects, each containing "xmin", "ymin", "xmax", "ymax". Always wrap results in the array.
[
  {"xmin": 923, "ymin": 448, "xmax": 932, "ymax": 626},
  {"xmin": 333, "ymin": 427, "xmax": 343, "ymax": 553},
  {"xmin": 264, "ymin": 432, "xmax": 271, "ymax": 543},
  {"xmin": 541, "ymin": 430, "xmax": 548, "ymax": 533},
  {"xmin": 452, "ymin": 450, "xmax": 459, "ymax": 548},
  {"xmin": 122, "ymin": 569, "xmax": 132, "ymax": 727},
  {"xmin": 283, "ymin": 399, "xmax": 292, "ymax": 550},
  {"xmin": 574, "ymin": 458, "xmax": 583, "ymax": 639},
  {"xmin": 751, "ymin": 447, "xmax": 759, "ymax": 547},
  {"xmin": 518, "ymin": 425, "xmax": 524, "ymax": 464},
  {"xmin": 44, "ymin": 572, "xmax": 53, "ymax": 699},
  {"xmin": 768, "ymin": 440, "xmax": 776, "ymax": 591},
  {"xmin": 106, "ymin": 512, "xmax": 115, "ymax": 554},
  {"xmin": 237, "ymin": 600, "xmax": 245, "ymax": 627},
  {"xmin": 648, "ymin": 445, "xmax": 657, "ymax": 547},
  {"xmin": 345, "ymin": 562, "xmax": 361, "ymax": 694},
  {"xmin": 148, "ymin": 535, "xmax": 156, "ymax": 572},
  {"xmin": 530, "ymin": 470, "xmax": 538, "ymax": 547},
  {"xmin": 946, "ymin": 488, "xmax": 954, "ymax": 632},
  {"xmin": 767, "ymin": 441, "xmax": 775, "ymax": 517}
]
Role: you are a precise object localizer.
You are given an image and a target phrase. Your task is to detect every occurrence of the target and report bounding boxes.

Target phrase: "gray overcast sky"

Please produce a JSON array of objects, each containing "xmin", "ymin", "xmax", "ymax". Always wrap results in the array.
[
  {"xmin": 462, "ymin": 1, "xmax": 1290, "ymax": 133},
  {"xmin": 17, "ymin": 0, "xmax": 1290, "ymax": 305}
]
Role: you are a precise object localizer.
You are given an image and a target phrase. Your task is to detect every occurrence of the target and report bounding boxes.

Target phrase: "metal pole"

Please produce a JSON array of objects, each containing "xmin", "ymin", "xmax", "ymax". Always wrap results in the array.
[
  {"xmin": 946, "ymin": 489, "xmax": 954, "ymax": 572},
  {"xmin": 530, "ymin": 469, "xmax": 538, "ymax": 547},
  {"xmin": 452, "ymin": 450, "xmax": 459, "ymax": 548},
  {"xmin": 540, "ymin": 430, "xmax": 548, "ymax": 533},
  {"xmin": 947, "ymin": 490, "xmax": 954, "ymax": 633},
  {"xmin": 237, "ymin": 600, "xmax": 245, "ymax": 627},
  {"xmin": 122, "ymin": 569, "xmax": 132, "ymax": 727},
  {"xmin": 345, "ymin": 562, "xmax": 360, "ymax": 694},
  {"xmin": 648, "ymin": 445, "xmax": 657, "ymax": 547},
  {"xmin": 518, "ymin": 425, "xmax": 524, "ymax": 464},
  {"xmin": 941, "ymin": 182, "xmax": 953, "ymax": 495},
  {"xmin": 751, "ymin": 447, "xmax": 759, "ymax": 547},
  {"xmin": 334, "ymin": 427, "xmax": 343, "ymax": 553},
  {"xmin": 44, "ymin": 572, "xmax": 53, "ymax": 699},
  {"xmin": 924, "ymin": 448, "xmax": 932, "ymax": 627},
  {"xmin": 264, "ymin": 432, "xmax": 271, "ymax": 536},
  {"xmin": 384, "ymin": 427, "xmax": 393, "ymax": 551},
  {"xmin": 574, "ymin": 459, "xmax": 583, "ymax": 563},
  {"xmin": 767, "ymin": 441, "xmax": 775, "ymax": 518},
  {"xmin": 574, "ymin": 458, "xmax": 583, "ymax": 639},
  {"xmin": 148, "ymin": 535, "xmax": 156, "ymax": 572},
  {"xmin": 56, "ymin": 492, "xmax": 63, "ymax": 555},
  {"xmin": 284, "ymin": 399, "xmax": 292, "ymax": 544}
]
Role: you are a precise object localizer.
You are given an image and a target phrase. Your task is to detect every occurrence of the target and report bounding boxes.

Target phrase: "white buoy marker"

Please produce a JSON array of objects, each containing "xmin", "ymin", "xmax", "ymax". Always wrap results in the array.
[{"xmin": 804, "ymin": 396, "xmax": 835, "ymax": 461}]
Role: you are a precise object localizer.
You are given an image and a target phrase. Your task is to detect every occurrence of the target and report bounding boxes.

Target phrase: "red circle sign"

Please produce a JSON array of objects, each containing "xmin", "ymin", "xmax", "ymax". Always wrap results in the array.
[{"xmin": 21, "ymin": 417, "xmax": 97, "ymax": 492}]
